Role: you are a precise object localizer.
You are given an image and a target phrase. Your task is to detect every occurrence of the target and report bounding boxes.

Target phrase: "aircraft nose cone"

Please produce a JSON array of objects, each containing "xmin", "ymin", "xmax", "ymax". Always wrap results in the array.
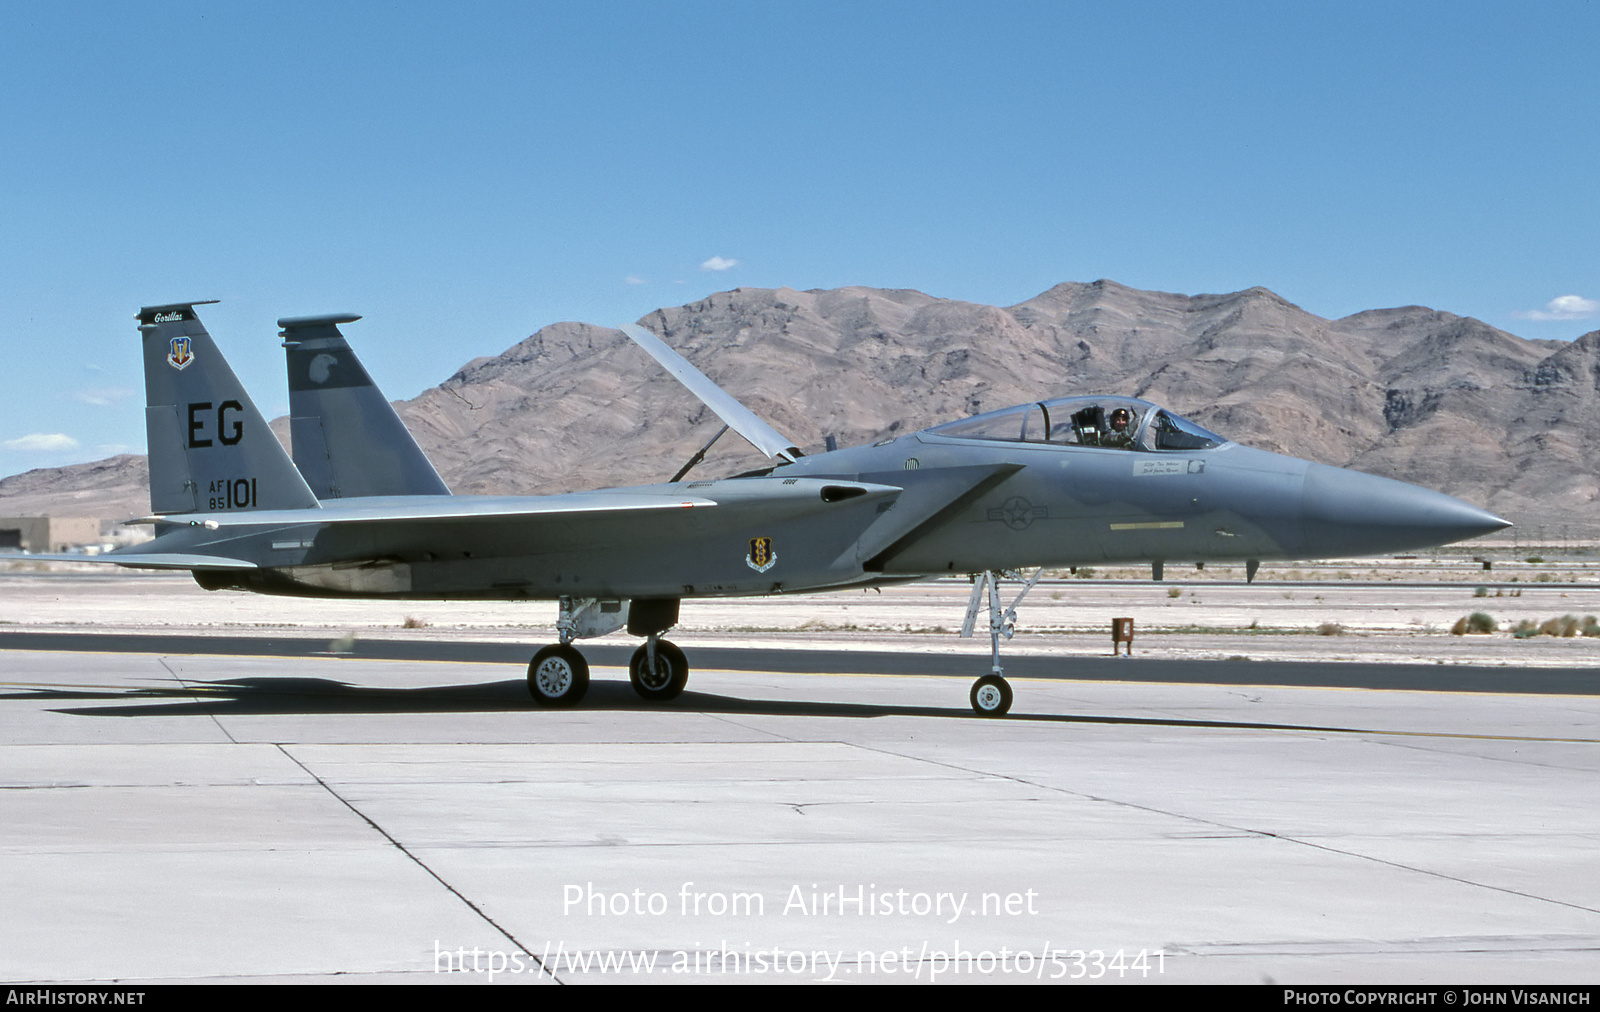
[{"xmin": 1302, "ymin": 464, "xmax": 1511, "ymax": 556}]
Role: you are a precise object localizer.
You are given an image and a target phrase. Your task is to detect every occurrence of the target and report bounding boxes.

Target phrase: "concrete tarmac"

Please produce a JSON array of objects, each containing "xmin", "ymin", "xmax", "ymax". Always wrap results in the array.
[{"xmin": 3, "ymin": 632, "xmax": 1598, "ymax": 984}]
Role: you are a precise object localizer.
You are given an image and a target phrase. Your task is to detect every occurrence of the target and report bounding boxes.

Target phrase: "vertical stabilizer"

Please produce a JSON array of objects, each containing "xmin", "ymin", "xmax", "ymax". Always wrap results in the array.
[
  {"xmin": 280, "ymin": 314, "xmax": 450, "ymax": 499},
  {"xmin": 138, "ymin": 302, "xmax": 320, "ymax": 515}
]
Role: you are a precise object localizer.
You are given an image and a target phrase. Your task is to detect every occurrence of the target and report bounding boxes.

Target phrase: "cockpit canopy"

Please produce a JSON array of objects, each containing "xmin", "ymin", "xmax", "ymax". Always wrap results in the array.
[{"xmin": 925, "ymin": 396, "xmax": 1226, "ymax": 452}]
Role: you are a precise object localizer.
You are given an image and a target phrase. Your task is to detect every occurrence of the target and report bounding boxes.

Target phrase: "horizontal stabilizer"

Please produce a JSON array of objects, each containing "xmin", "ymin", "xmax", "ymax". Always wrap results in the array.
[
  {"xmin": 620, "ymin": 324, "xmax": 802, "ymax": 463},
  {"xmin": 23, "ymin": 552, "xmax": 258, "ymax": 570}
]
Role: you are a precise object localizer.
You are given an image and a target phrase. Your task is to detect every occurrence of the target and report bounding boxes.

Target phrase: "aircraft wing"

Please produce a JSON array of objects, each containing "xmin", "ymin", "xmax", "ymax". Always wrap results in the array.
[
  {"xmin": 620, "ymin": 324, "xmax": 802, "ymax": 462},
  {"xmin": 128, "ymin": 489, "xmax": 721, "ymax": 528},
  {"xmin": 31, "ymin": 478, "xmax": 903, "ymax": 577}
]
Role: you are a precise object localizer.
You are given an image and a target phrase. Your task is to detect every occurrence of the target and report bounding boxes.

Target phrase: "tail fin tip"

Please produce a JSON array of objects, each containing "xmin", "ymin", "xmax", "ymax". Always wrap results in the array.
[
  {"xmin": 137, "ymin": 300, "xmax": 220, "ymax": 326},
  {"xmin": 278, "ymin": 313, "xmax": 362, "ymax": 331}
]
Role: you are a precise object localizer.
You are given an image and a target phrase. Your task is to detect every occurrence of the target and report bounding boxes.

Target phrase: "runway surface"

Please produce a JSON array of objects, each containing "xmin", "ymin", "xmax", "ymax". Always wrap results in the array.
[
  {"xmin": 2, "ymin": 633, "xmax": 1598, "ymax": 984},
  {"xmin": 5, "ymin": 629, "xmax": 1598, "ymax": 694}
]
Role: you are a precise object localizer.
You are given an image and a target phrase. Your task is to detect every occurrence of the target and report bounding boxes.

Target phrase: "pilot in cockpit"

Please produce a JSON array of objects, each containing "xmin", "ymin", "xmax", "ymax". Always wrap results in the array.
[{"xmin": 1103, "ymin": 407, "xmax": 1136, "ymax": 448}]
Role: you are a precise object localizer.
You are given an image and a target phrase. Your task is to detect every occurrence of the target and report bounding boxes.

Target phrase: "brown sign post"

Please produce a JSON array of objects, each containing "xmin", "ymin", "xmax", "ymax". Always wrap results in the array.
[{"xmin": 1112, "ymin": 617, "xmax": 1135, "ymax": 656}]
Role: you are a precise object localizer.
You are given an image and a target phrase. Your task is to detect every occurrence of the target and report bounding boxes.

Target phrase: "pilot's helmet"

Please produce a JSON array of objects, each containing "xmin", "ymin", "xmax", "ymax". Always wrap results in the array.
[{"xmin": 1109, "ymin": 408, "xmax": 1132, "ymax": 431}]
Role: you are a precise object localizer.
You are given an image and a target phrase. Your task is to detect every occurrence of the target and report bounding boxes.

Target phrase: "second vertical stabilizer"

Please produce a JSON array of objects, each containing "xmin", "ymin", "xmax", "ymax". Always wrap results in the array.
[{"xmin": 280, "ymin": 314, "xmax": 450, "ymax": 500}]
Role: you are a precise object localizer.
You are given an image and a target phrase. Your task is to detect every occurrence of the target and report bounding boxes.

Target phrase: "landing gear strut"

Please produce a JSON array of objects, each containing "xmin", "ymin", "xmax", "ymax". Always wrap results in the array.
[
  {"xmin": 525, "ymin": 596, "xmax": 689, "ymax": 707},
  {"xmin": 629, "ymin": 636, "xmax": 688, "ymax": 701},
  {"xmin": 960, "ymin": 569, "xmax": 1044, "ymax": 716}
]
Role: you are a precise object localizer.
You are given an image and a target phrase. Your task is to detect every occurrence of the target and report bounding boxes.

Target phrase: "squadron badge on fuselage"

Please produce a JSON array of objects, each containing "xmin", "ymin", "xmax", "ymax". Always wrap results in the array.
[
  {"xmin": 746, "ymin": 537, "xmax": 777, "ymax": 573},
  {"xmin": 167, "ymin": 336, "xmax": 194, "ymax": 370}
]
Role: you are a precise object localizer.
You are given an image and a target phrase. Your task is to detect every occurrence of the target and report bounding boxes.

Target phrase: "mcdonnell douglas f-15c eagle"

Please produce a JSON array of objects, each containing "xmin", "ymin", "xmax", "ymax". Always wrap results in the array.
[{"xmin": 67, "ymin": 301, "xmax": 1509, "ymax": 715}]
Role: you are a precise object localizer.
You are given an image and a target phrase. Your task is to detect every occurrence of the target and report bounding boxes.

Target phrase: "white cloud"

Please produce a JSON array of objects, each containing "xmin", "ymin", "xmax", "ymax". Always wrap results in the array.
[
  {"xmin": 4, "ymin": 433, "xmax": 80, "ymax": 452},
  {"xmin": 699, "ymin": 256, "xmax": 739, "ymax": 272},
  {"xmin": 72, "ymin": 386, "xmax": 135, "ymax": 407},
  {"xmin": 625, "ymin": 274, "xmax": 648, "ymax": 285},
  {"xmin": 1515, "ymin": 294, "xmax": 1600, "ymax": 321}
]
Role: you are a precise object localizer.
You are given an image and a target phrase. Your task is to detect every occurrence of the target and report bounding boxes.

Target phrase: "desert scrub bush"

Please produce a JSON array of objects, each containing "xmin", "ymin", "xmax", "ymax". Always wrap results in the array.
[
  {"xmin": 1473, "ymin": 585, "xmax": 1489, "ymax": 597},
  {"xmin": 1538, "ymin": 615, "xmax": 1580, "ymax": 637},
  {"xmin": 1167, "ymin": 587, "xmax": 1183, "ymax": 598},
  {"xmin": 1451, "ymin": 612, "xmax": 1497, "ymax": 635},
  {"xmin": 1317, "ymin": 622, "xmax": 1345, "ymax": 636}
]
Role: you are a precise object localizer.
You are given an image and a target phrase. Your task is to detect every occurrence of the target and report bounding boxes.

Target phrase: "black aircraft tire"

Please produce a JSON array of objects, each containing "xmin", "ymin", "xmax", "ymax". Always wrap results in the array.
[
  {"xmin": 970, "ymin": 674, "xmax": 1012, "ymax": 716},
  {"xmin": 528, "ymin": 645, "xmax": 590, "ymax": 707},
  {"xmin": 629, "ymin": 640, "xmax": 689, "ymax": 701}
]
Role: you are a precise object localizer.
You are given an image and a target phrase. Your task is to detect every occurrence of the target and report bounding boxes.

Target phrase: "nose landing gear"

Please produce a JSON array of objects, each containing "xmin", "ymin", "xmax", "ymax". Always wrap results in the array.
[
  {"xmin": 970, "ymin": 673, "xmax": 1013, "ymax": 715},
  {"xmin": 960, "ymin": 569, "xmax": 1043, "ymax": 716}
]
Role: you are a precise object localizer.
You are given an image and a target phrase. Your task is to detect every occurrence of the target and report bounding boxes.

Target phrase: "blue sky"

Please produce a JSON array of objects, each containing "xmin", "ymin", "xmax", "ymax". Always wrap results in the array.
[{"xmin": 2, "ymin": 1, "xmax": 1596, "ymax": 475}]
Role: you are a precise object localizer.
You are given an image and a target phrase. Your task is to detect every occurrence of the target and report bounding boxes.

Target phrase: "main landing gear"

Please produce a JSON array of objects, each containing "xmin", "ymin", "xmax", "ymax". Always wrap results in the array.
[
  {"xmin": 528, "ymin": 579, "xmax": 1045, "ymax": 716},
  {"xmin": 960, "ymin": 569, "xmax": 1044, "ymax": 716},
  {"xmin": 629, "ymin": 636, "xmax": 689, "ymax": 701},
  {"xmin": 527, "ymin": 643, "xmax": 589, "ymax": 707},
  {"xmin": 526, "ymin": 597, "xmax": 688, "ymax": 707}
]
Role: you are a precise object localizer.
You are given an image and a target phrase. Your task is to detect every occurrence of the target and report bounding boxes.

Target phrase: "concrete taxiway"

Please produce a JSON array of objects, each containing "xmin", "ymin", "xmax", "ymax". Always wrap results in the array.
[
  {"xmin": 2, "ymin": 570, "xmax": 1598, "ymax": 983},
  {"xmin": 4, "ymin": 645, "xmax": 1599, "ymax": 984}
]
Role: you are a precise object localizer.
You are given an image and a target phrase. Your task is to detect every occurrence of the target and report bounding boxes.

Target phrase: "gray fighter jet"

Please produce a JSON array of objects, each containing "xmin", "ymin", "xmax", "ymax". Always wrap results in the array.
[{"xmin": 77, "ymin": 301, "xmax": 1509, "ymax": 715}]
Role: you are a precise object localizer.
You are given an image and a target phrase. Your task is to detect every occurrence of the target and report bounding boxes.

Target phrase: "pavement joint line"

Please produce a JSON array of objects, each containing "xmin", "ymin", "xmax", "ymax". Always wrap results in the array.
[
  {"xmin": 851, "ymin": 740, "xmax": 1600, "ymax": 919},
  {"xmin": 1258, "ymin": 832, "xmax": 1600, "ymax": 919},
  {"xmin": 273, "ymin": 742, "xmax": 562, "ymax": 985},
  {"xmin": 155, "ymin": 655, "xmax": 238, "ymax": 745},
  {"xmin": 697, "ymin": 710, "xmax": 808, "ymax": 741},
  {"xmin": 1362, "ymin": 733, "xmax": 1600, "ymax": 772}
]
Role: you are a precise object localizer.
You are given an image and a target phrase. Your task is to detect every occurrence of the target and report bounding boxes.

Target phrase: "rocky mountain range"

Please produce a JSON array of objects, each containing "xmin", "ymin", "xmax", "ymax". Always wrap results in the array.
[{"xmin": 4, "ymin": 280, "xmax": 1596, "ymax": 535}]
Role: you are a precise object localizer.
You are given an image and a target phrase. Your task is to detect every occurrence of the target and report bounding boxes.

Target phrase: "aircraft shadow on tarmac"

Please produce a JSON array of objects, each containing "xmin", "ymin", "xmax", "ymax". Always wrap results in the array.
[{"xmin": 4, "ymin": 675, "xmax": 1440, "ymax": 737}]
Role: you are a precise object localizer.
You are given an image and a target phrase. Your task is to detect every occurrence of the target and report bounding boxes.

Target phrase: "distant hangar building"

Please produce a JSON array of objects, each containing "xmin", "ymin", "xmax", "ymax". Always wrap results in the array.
[{"xmin": 0, "ymin": 517, "xmax": 102, "ymax": 553}]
